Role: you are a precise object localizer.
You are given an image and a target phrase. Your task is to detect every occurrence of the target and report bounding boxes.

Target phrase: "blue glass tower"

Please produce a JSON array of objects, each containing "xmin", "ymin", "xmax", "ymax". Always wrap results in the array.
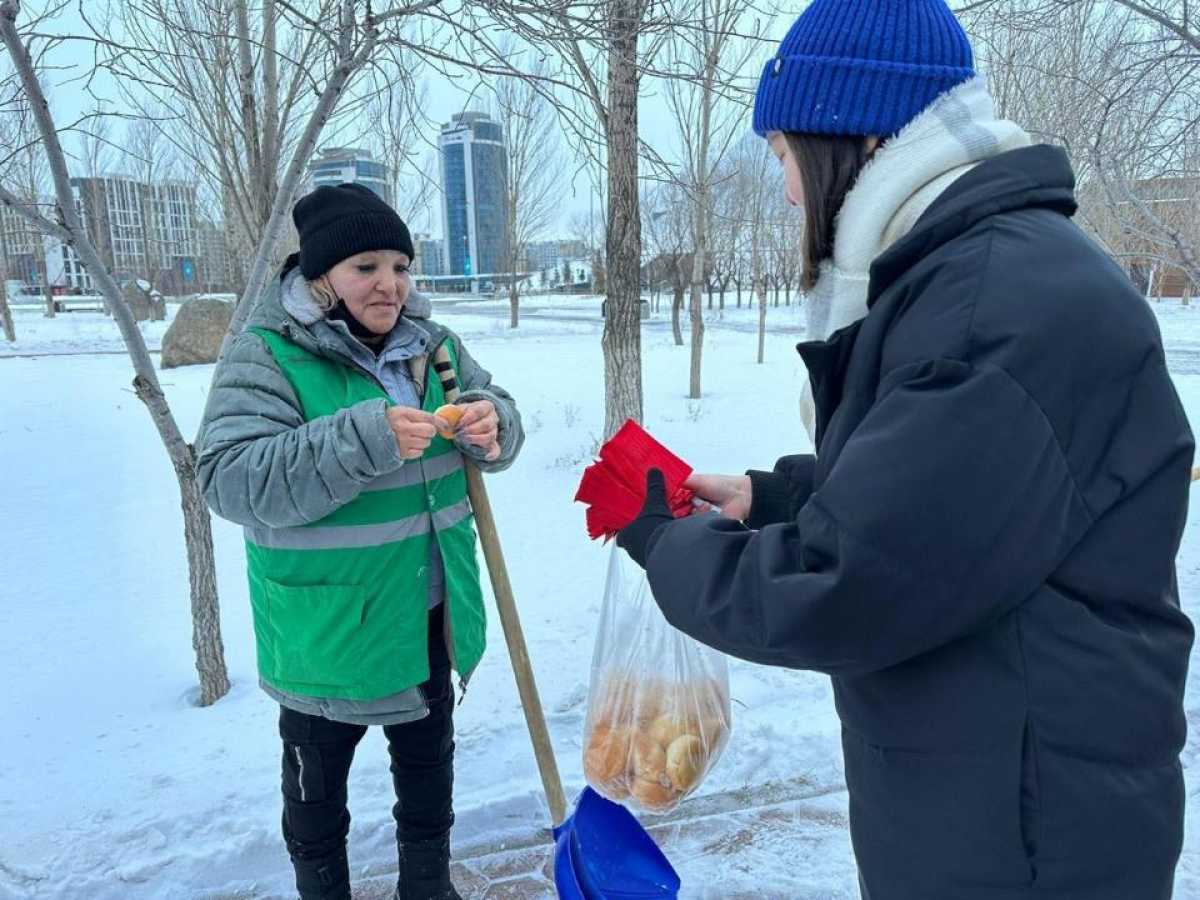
[{"xmin": 438, "ymin": 112, "xmax": 508, "ymax": 285}]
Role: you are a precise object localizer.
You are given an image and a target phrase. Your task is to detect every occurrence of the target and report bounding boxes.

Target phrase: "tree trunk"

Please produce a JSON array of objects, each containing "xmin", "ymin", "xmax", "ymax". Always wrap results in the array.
[
  {"xmin": 756, "ymin": 276, "xmax": 767, "ymax": 365},
  {"xmin": 718, "ymin": 284, "xmax": 725, "ymax": 311},
  {"xmin": 509, "ymin": 282, "xmax": 520, "ymax": 328},
  {"xmin": 689, "ymin": 245, "xmax": 707, "ymax": 400},
  {"xmin": 131, "ymin": 375, "xmax": 230, "ymax": 707},
  {"xmin": 224, "ymin": 29, "xmax": 380, "ymax": 349},
  {"xmin": 180, "ymin": 451, "xmax": 229, "ymax": 706},
  {"xmin": 689, "ymin": 277, "xmax": 705, "ymax": 399},
  {"xmin": 0, "ymin": 273, "xmax": 14, "ymax": 342},
  {"xmin": 753, "ymin": 228, "xmax": 767, "ymax": 365},
  {"xmin": 671, "ymin": 285, "xmax": 684, "ymax": 346},
  {"xmin": 39, "ymin": 253, "xmax": 55, "ymax": 318},
  {"xmin": 601, "ymin": 1, "xmax": 644, "ymax": 439}
]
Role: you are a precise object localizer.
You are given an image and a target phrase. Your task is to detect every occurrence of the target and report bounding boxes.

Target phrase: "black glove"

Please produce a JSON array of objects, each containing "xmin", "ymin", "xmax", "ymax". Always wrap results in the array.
[{"xmin": 616, "ymin": 469, "xmax": 675, "ymax": 569}]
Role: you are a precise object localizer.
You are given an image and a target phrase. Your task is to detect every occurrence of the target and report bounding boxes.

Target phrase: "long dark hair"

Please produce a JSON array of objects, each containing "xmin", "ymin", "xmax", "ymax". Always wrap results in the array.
[{"xmin": 785, "ymin": 133, "xmax": 873, "ymax": 291}]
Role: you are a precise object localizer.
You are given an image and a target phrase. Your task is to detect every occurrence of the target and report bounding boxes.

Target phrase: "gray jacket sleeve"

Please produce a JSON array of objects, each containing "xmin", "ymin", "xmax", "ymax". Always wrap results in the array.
[
  {"xmin": 195, "ymin": 331, "xmax": 404, "ymax": 529},
  {"xmin": 449, "ymin": 331, "xmax": 525, "ymax": 473}
]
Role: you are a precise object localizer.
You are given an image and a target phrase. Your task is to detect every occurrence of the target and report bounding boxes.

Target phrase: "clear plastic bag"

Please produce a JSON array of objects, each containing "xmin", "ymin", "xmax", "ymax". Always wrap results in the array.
[{"xmin": 582, "ymin": 544, "xmax": 732, "ymax": 814}]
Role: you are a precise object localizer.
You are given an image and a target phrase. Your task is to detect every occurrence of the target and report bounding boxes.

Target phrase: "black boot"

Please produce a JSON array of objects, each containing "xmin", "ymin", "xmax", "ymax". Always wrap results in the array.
[
  {"xmin": 290, "ymin": 844, "xmax": 352, "ymax": 900},
  {"xmin": 394, "ymin": 835, "xmax": 463, "ymax": 900}
]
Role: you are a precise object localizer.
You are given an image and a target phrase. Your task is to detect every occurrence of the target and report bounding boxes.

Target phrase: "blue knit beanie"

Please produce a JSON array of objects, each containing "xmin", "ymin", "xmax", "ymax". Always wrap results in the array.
[{"xmin": 753, "ymin": 0, "xmax": 975, "ymax": 138}]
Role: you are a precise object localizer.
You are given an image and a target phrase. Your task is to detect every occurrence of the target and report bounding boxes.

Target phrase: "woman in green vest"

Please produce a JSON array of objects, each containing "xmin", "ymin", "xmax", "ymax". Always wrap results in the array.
[{"xmin": 197, "ymin": 183, "xmax": 524, "ymax": 900}]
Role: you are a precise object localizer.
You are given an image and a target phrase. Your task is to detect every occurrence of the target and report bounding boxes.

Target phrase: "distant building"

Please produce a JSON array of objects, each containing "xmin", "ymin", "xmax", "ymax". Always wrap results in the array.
[
  {"xmin": 524, "ymin": 239, "xmax": 587, "ymax": 275},
  {"xmin": 197, "ymin": 217, "xmax": 235, "ymax": 294},
  {"xmin": 438, "ymin": 111, "xmax": 508, "ymax": 283},
  {"xmin": 411, "ymin": 233, "xmax": 446, "ymax": 277},
  {"xmin": 68, "ymin": 175, "xmax": 202, "ymax": 292},
  {"xmin": 0, "ymin": 199, "xmax": 51, "ymax": 293},
  {"xmin": 43, "ymin": 233, "xmax": 92, "ymax": 294},
  {"xmin": 306, "ymin": 147, "xmax": 391, "ymax": 204}
]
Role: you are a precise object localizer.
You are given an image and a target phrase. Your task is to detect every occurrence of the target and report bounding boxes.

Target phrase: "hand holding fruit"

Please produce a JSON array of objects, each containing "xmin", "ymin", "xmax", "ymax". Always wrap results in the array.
[{"xmin": 435, "ymin": 401, "xmax": 500, "ymax": 461}]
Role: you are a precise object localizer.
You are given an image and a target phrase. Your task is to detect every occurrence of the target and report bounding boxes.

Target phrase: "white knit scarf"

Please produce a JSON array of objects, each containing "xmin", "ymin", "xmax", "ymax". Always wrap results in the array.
[{"xmin": 797, "ymin": 76, "xmax": 1032, "ymax": 442}]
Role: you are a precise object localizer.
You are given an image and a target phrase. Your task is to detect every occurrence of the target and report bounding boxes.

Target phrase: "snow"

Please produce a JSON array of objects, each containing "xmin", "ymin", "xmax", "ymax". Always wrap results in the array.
[{"xmin": 0, "ymin": 294, "xmax": 1196, "ymax": 899}]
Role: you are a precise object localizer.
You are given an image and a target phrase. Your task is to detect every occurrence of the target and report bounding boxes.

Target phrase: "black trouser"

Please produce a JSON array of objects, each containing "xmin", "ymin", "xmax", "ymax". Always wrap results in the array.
[{"xmin": 278, "ymin": 605, "xmax": 455, "ymax": 889}]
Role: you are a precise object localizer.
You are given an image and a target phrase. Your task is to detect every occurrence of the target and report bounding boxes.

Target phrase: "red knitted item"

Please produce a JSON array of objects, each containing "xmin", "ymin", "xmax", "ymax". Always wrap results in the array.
[{"xmin": 574, "ymin": 420, "xmax": 696, "ymax": 540}]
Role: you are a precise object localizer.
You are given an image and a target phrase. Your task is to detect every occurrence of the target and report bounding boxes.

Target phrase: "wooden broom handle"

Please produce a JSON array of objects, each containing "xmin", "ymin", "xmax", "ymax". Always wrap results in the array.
[{"xmin": 465, "ymin": 464, "xmax": 568, "ymax": 827}]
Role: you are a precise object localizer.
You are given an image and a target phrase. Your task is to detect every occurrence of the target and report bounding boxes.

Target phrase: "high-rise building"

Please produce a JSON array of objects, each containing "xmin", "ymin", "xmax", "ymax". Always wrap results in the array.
[
  {"xmin": 306, "ymin": 147, "xmax": 391, "ymax": 204},
  {"xmin": 438, "ymin": 112, "xmax": 508, "ymax": 282},
  {"xmin": 411, "ymin": 233, "xmax": 446, "ymax": 277}
]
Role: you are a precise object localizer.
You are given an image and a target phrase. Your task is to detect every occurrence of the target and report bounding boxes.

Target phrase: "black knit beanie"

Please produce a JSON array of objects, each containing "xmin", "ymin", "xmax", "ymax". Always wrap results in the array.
[{"xmin": 293, "ymin": 183, "xmax": 415, "ymax": 279}]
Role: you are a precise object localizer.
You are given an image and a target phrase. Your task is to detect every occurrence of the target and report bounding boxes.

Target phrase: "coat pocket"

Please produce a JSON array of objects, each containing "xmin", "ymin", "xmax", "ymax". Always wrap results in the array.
[
  {"xmin": 842, "ymin": 728, "xmax": 1035, "ymax": 896},
  {"xmin": 261, "ymin": 580, "xmax": 369, "ymax": 688}
]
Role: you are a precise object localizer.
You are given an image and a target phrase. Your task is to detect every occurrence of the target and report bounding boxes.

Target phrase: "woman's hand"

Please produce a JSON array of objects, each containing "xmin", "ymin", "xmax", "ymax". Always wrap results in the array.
[
  {"xmin": 386, "ymin": 406, "xmax": 439, "ymax": 460},
  {"xmin": 455, "ymin": 400, "xmax": 501, "ymax": 461},
  {"xmin": 685, "ymin": 473, "xmax": 753, "ymax": 522}
]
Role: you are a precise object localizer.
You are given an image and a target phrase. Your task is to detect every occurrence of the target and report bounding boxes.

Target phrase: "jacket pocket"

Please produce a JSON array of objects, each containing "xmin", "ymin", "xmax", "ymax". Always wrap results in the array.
[
  {"xmin": 842, "ymin": 728, "xmax": 1035, "ymax": 896},
  {"xmin": 262, "ymin": 580, "xmax": 369, "ymax": 688}
]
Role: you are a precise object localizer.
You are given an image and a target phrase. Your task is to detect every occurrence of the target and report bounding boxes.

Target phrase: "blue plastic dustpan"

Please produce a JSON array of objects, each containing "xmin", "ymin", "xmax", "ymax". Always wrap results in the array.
[{"xmin": 552, "ymin": 787, "xmax": 681, "ymax": 899}]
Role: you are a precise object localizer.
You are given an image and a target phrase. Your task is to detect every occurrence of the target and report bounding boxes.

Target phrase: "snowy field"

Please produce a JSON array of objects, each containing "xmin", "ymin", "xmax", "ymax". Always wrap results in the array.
[{"xmin": 0, "ymin": 294, "xmax": 1196, "ymax": 899}]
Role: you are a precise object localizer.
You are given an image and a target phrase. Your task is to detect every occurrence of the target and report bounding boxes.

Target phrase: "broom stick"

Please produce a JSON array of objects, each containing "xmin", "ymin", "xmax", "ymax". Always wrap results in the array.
[{"xmin": 431, "ymin": 344, "xmax": 567, "ymax": 828}]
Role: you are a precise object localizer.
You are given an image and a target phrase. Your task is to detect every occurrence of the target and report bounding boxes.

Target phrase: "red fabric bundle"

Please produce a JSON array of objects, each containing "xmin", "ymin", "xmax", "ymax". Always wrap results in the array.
[{"xmin": 574, "ymin": 420, "xmax": 696, "ymax": 540}]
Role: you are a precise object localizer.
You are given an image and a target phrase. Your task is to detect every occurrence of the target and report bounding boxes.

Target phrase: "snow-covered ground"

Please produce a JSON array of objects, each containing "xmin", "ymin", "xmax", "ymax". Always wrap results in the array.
[{"xmin": 0, "ymin": 294, "xmax": 1196, "ymax": 899}]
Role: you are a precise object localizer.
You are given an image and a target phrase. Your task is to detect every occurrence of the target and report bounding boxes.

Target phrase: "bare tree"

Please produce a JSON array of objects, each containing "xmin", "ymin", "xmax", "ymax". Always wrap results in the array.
[
  {"xmin": 725, "ymin": 133, "xmax": 777, "ymax": 362},
  {"xmin": 2, "ymin": 102, "xmax": 55, "ymax": 316},
  {"xmin": 483, "ymin": 2, "xmax": 678, "ymax": 437},
  {"xmin": 0, "ymin": 103, "xmax": 21, "ymax": 339},
  {"xmin": 708, "ymin": 171, "xmax": 740, "ymax": 313},
  {"xmin": 103, "ymin": 0, "xmax": 304, "ymax": 297},
  {"xmin": 98, "ymin": 0, "xmax": 432, "ymax": 335},
  {"xmin": 367, "ymin": 81, "xmax": 440, "ymax": 227},
  {"xmin": 643, "ymin": 182, "xmax": 691, "ymax": 345},
  {"xmin": 0, "ymin": 225, "xmax": 13, "ymax": 341},
  {"xmin": 960, "ymin": 0, "xmax": 1200, "ymax": 55},
  {"xmin": 591, "ymin": 1, "xmax": 651, "ymax": 434},
  {"xmin": 961, "ymin": 0, "xmax": 1199, "ymax": 292},
  {"xmin": 493, "ymin": 59, "xmax": 561, "ymax": 328},
  {"xmin": 73, "ymin": 106, "xmax": 117, "ymax": 310},
  {"xmin": 640, "ymin": 179, "xmax": 676, "ymax": 315},
  {"xmin": 76, "ymin": 107, "xmax": 115, "ymax": 180},
  {"xmin": 662, "ymin": 0, "xmax": 759, "ymax": 398},
  {"xmin": 123, "ymin": 115, "xmax": 179, "ymax": 294},
  {"xmin": 0, "ymin": 0, "xmax": 230, "ymax": 705}
]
